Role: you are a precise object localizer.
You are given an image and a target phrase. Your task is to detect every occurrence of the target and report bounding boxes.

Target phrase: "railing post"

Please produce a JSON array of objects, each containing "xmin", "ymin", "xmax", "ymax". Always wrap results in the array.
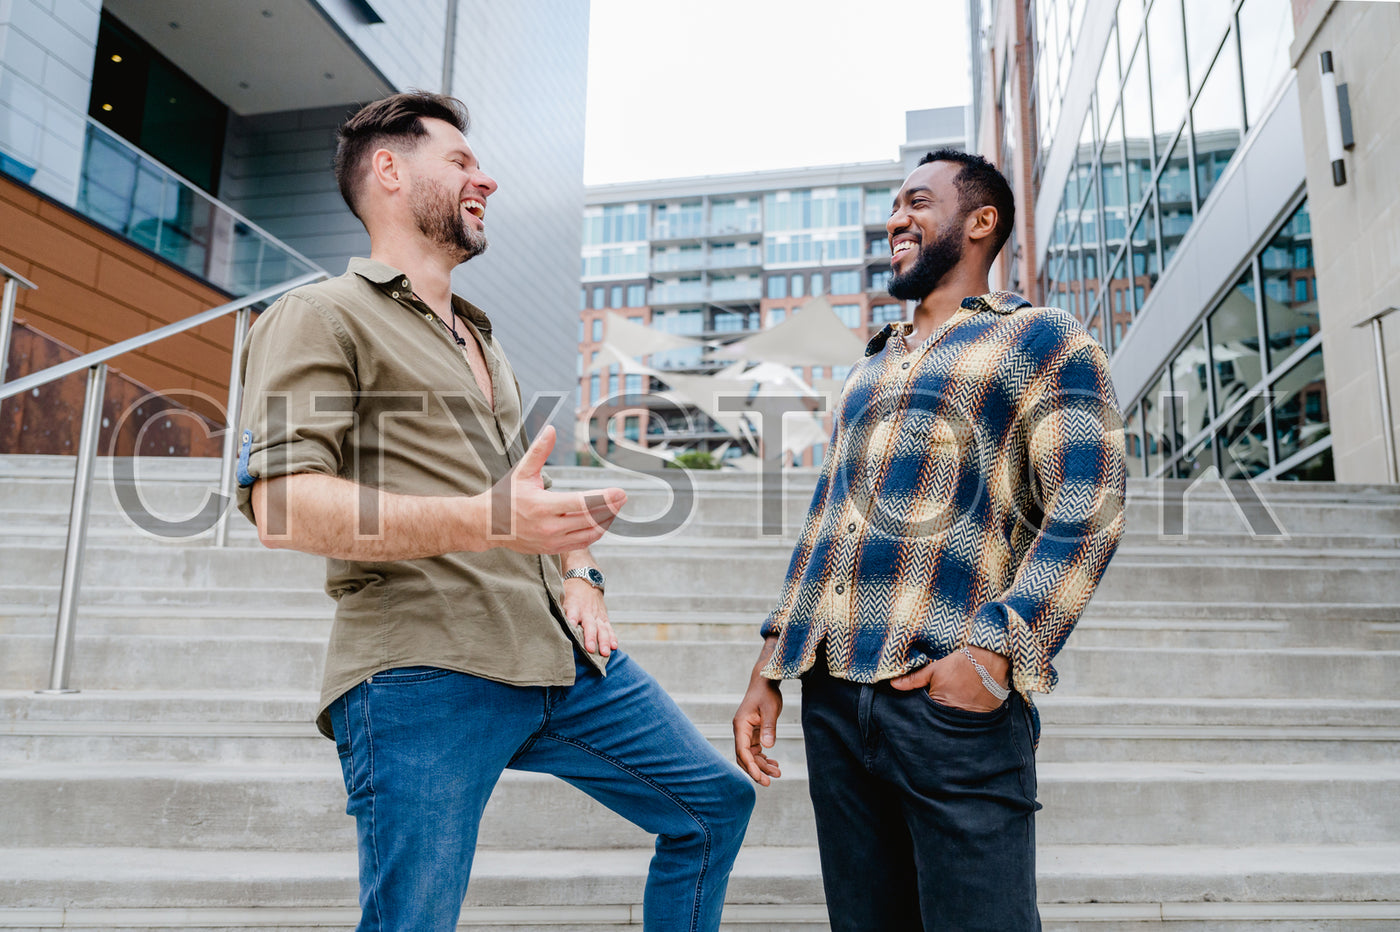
[
  {"xmin": 0, "ymin": 264, "xmax": 39, "ymax": 387},
  {"xmin": 214, "ymin": 306, "xmax": 252, "ymax": 547},
  {"xmin": 1355, "ymin": 307, "xmax": 1399, "ymax": 484},
  {"xmin": 37, "ymin": 363, "xmax": 107, "ymax": 694}
]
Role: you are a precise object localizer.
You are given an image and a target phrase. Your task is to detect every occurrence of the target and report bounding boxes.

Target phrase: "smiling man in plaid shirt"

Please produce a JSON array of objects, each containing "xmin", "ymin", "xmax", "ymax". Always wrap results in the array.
[{"xmin": 733, "ymin": 150, "xmax": 1127, "ymax": 931}]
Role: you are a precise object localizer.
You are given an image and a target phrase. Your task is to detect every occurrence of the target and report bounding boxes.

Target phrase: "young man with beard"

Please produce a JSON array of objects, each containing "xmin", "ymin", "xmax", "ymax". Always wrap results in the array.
[
  {"xmin": 733, "ymin": 150, "xmax": 1126, "ymax": 931},
  {"xmin": 236, "ymin": 92, "xmax": 754, "ymax": 932}
]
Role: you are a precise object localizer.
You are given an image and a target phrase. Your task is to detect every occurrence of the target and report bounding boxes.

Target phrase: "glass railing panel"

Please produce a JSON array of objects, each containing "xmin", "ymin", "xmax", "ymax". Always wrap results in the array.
[{"xmin": 72, "ymin": 119, "xmax": 321, "ymax": 296}]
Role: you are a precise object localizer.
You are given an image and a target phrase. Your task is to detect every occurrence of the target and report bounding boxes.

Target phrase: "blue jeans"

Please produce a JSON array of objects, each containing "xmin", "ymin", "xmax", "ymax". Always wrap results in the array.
[
  {"xmin": 328, "ymin": 649, "xmax": 755, "ymax": 932},
  {"xmin": 801, "ymin": 653, "xmax": 1042, "ymax": 932}
]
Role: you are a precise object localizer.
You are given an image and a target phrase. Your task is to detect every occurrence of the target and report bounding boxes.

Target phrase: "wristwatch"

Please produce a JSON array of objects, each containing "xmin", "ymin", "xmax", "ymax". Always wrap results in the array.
[{"xmin": 563, "ymin": 566, "xmax": 605, "ymax": 593}]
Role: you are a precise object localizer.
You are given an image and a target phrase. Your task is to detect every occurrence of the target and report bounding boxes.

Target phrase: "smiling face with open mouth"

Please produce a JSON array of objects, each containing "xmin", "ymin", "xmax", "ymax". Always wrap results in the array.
[
  {"xmin": 885, "ymin": 161, "xmax": 969, "ymax": 302},
  {"xmin": 409, "ymin": 118, "xmax": 498, "ymax": 264}
]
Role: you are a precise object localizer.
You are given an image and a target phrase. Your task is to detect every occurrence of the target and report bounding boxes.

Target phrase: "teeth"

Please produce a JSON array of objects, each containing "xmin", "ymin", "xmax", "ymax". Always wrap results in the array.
[
  {"xmin": 461, "ymin": 199, "xmax": 485, "ymax": 219},
  {"xmin": 893, "ymin": 241, "xmax": 915, "ymax": 255}
]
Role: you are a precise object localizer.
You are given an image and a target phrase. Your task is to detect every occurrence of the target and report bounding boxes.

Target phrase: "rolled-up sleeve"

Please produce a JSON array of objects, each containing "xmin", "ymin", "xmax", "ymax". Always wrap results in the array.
[{"xmin": 235, "ymin": 294, "xmax": 358, "ymax": 525}]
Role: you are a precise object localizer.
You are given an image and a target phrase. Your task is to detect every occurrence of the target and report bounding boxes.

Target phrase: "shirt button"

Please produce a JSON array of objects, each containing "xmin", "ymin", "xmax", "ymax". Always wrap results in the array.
[
  {"xmin": 834, "ymin": 584, "xmax": 845, "ymax": 594},
  {"xmin": 847, "ymin": 522, "xmax": 856, "ymax": 532},
  {"xmin": 901, "ymin": 361, "xmax": 911, "ymax": 369},
  {"xmin": 391, "ymin": 291, "xmax": 399, "ymax": 298}
]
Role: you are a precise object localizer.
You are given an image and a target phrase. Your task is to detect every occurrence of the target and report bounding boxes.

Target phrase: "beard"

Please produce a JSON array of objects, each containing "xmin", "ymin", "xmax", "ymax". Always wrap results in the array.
[
  {"xmin": 410, "ymin": 176, "xmax": 489, "ymax": 263},
  {"xmin": 886, "ymin": 218, "xmax": 963, "ymax": 301}
]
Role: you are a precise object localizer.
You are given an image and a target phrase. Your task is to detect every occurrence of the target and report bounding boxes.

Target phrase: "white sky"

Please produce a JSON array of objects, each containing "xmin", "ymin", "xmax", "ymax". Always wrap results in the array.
[{"xmin": 583, "ymin": 0, "xmax": 971, "ymax": 185}]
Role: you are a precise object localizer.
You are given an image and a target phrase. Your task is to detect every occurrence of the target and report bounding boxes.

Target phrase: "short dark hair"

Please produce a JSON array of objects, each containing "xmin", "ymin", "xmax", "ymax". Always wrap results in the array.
[
  {"xmin": 333, "ymin": 91, "xmax": 470, "ymax": 220},
  {"xmin": 918, "ymin": 148, "xmax": 1015, "ymax": 260}
]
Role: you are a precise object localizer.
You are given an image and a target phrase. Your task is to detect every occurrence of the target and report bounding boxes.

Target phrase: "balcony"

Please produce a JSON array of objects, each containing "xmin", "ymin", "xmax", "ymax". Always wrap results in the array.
[
  {"xmin": 708, "ymin": 247, "xmax": 763, "ymax": 270},
  {"xmin": 652, "ymin": 251, "xmax": 707, "ymax": 273},
  {"xmin": 649, "ymin": 280, "xmax": 763, "ymax": 306},
  {"xmin": 75, "ymin": 119, "xmax": 321, "ymax": 296}
]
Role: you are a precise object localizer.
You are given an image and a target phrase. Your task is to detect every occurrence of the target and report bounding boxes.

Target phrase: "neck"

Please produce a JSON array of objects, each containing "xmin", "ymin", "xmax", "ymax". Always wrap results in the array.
[
  {"xmin": 368, "ymin": 230, "xmax": 459, "ymax": 319},
  {"xmin": 907, "ymin": 266, "xmax": 991, "ymax": 344}
]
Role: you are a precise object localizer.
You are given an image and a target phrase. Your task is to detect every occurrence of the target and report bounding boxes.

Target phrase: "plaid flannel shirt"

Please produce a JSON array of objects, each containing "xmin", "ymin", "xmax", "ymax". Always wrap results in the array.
[{"xmin": 760, "ymin": 292, "xmax": 1127, "ymax": 718}]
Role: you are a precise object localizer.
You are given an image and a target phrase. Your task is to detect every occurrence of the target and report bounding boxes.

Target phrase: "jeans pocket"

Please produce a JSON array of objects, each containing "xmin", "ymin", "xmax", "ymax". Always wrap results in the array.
[
  {"xmin": 917, "ymin": 687, "xmax": 1009, "ymax": 724},
  {"xmin": 368, "ymin": 666, "xmax": 455, "ymax": 685}
]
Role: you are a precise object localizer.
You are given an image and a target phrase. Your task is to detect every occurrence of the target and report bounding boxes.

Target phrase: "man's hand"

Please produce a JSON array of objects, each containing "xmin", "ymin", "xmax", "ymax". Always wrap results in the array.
[
  {"xmin": 890, "ymin": 645, "xmax": 1009, "ymax": 713},
  {"xmin": 479, "ymin": 426, "xmax": 627, "ymax": 555},
  {"xmin": 562, "ymin": 576, "xmax": 617, "ymax": 657},
  {"xmin": 733, "ymin": 637, "xmax": 783, "ymax": 786}
]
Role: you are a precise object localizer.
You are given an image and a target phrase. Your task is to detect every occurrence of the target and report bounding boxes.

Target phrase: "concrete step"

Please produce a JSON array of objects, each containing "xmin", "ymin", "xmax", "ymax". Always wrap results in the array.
[
  {"xmin": 4, "ymin": 759, "xmax": 1398, "ymax": 850},
  {"xmin": 0, "ymin": 844, "xmax": 1397, "ymax": 930},
  {"xmin": 4, "ymin": 633, "xmax": 1398, "ymax": 699},
  {"xmin": 5, "ymin": 691, "xmax": 1399, "ymax": 766}
]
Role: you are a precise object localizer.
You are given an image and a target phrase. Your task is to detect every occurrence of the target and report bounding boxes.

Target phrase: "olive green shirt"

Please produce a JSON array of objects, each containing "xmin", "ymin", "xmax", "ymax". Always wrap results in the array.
[{"xmin": 236, "ymin": 258, "xmax": 600, "ymax": 738}]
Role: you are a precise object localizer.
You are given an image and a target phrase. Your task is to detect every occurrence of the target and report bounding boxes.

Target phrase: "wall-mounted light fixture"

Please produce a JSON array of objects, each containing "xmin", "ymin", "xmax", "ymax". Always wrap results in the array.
[{"xmin": 1319, "ymin": 51, "xmax": 1355, "ymax": 186}]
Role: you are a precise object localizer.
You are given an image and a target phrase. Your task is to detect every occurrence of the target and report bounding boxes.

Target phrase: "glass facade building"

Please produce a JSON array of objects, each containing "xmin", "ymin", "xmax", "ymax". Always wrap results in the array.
[{"xmin": 974, "ymin": 0, "xmax": 1329, "ymax": 480}]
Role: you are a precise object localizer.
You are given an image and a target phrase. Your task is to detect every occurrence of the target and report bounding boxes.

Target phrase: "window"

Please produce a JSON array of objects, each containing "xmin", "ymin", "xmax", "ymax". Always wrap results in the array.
[
  {"xmin": 610, "ymin": 285, "xmax": 623, "ymax": 308},
  {"xmin": 1271, "ymin": 346, "xmax": 1329, "ymax": 464},
  {"xmin": 1122, "ymin": 41, "xmax": 1155, "ymax": 187},
  {"xmin": 791, "ymin": 274, "xmax": 806, "ymax": 299},
  {"xmin": 1183, "ymin": 0, "xmax": 1233, "ymax": 90},
  {"xmin": 1171, "ymin": 327, "xmax": 1212, "ymax": 439},
  {"xmin": 766, "ymin": 276, "xmax": 788, "ymax": 300},
  {"xmin": 767, "ymin": 308, "xmax": 787, "ymax": 328},
  {"xmin": 625, "ymin": 374, "xmax": 643, "ymax": 396},
  {"xmin": 623, "ymin": 415, "xmax": 640, "ymax": 442},
  {"xmin": 591, "ymin": 319, "xmax": 603, "ymax": 342},
  {"xmin": 829, "ymin": 270, "xmax": 860, "ymax": 295},
  {"xmin": 811, "ymin": 273, "xmax": 824, "ymax": 296},
  {"xmin": 1192, "ymin": 30, "xmax": 1243, "ymax": 208},
  {"xmin": 1208, "ymin": 272, "xmax": 1263, "ymax": 416},
  {"xmin": 1238, "ymin": 0, "xmax": 1295, "ymax": 128},
  {"xmin": 582, "ymin": 203, "xmax": 647, "ymax": 245},
  {"xmin": 872, "ymin": 304, "xmax": 904, "ymax": 325},
  {"xmin": 1260, "ymin": 200, "xmax": 1317, "ymax": 368},
  {"xmin": 588, "ymin": 374, "xmax": 600, "ymax": 405},
  {"xmin": 870, "ymin": 269, "xmax": 892, "ymax": 293},
  {"xmin": 578, "ymin": 289, "xmax": 587, "ymax": 310},
  {"xmin": 832, "ymin": 365, "xmax": 853, "ymax": 381},
  {"xmin": 627, "ymin": 283, "xmax": 647, "ymax": 307},
  {"xmin": 833, "ymin": 304, "xmax": 862, "ymax": 328},
  {"xmin": 592, "ymin": 287, "xmax": 605, "ymax": 309},
  {"xmin": 1146, "ymin": 0, "xmax": 1189, "ymax": 147}
]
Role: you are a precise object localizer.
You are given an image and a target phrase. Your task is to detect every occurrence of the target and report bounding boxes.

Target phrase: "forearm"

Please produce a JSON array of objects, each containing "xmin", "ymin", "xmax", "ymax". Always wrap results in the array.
[
  {"xmin": 252, "ymin": 473, "xmax": 490, "ymax": 561},
  {"xmin": 560, "ymin": 547, "xmax": 599, "ymax": 574}
]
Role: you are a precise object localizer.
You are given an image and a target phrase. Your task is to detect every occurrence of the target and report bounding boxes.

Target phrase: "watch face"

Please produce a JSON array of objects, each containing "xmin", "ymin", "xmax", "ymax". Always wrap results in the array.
[{"xmin": 586, "ymin": 568, "xmax": 604, "ymax": 587}]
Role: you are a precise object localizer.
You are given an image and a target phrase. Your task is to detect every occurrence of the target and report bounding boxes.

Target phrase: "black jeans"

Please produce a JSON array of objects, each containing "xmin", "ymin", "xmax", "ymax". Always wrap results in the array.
[{"xmin": 800, "ymin": 655, "xmax": 1042, "ymax": 932}]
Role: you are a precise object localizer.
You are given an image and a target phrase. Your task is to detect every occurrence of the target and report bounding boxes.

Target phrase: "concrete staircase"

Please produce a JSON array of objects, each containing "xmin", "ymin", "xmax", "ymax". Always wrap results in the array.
[{"xmin": 1, "ymin": 454, "xmax": 1398, "ymax": 931}]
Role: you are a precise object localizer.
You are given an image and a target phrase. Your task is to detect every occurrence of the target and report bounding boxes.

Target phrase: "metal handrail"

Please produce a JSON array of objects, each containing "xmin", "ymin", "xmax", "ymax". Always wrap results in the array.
[
  {"xmin": 2, "ymin": 271, "xmax": 326, "ymax": 694},
  {"xmin": 0, "ymin": 262, "xmax": 39, "ymax": 387},
  {"xmin": 0, "ymin": 273, "xmax": 322, "ymax": 402}
]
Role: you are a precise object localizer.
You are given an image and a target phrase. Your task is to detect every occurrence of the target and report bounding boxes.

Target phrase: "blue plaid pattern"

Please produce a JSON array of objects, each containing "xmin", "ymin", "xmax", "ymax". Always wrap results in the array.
[{"xmin": 761, "ymin": 292, "xmax": 1127, "ymax": 711}]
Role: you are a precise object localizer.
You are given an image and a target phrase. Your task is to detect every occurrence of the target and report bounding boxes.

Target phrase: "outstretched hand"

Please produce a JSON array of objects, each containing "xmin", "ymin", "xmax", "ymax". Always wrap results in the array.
[{"xmin": 483, "ymin": 426, "xmax": 627, "ymax": 554}]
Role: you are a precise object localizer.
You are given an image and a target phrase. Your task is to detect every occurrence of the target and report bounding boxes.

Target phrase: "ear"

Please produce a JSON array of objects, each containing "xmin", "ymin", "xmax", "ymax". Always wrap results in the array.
[
  {"xmin": 965, "ymin": 205, "xmax": 999, "ymax": 245},
  {"xmin": 368, "ymin": 147, "xmax": 403, "ymax": 196}
]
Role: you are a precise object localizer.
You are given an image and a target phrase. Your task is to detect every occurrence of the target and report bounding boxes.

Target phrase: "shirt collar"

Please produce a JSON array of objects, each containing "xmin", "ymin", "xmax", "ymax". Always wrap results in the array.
[
  {"xmin": 863, "ymin": 291, "xmax": 1032, "ymax": 357},
  {"xmin": 348, "ymin": 257, "xmax": 493, "ymax": 336}
]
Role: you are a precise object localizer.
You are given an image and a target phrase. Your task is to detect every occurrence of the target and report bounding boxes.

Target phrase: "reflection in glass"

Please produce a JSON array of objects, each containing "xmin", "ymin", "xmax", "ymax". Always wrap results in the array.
[
  {"xmin": 1117, "ymin": 0, "xmax": 1144, "ymax": 50},
  {"xmin": 1260, "ymin": 200, "xmax": 1317, "ymax": 369},
  {"xmin": 1278, "ymin": 445, "xmax": 1334, "ymax": 481},
  {"xmin": 1122, "ymin": 42, "xmax": 1155, "ymax": 193},
  {"xmin": 1239, "ymin": 0, "xmax": 1295, "ymax": 128},
  {"xmin": 1158, "ymin": 132, "xmax": 1193, "ymax": 267},
  {"xmin": 1178, "ymin": 433, "xmax": 1216, "ymax": 480},
  {"xmin": 1271, "ymin": 346, "xmax": 1329, "ymax": 464},
  {"xmin": 1098, "ymin": 25, "xmax": 1122, "ymax": 119},
  {"xmin": 1192, "ymin": 32, "xmax": 1244, "ymax": 208},
  {"xmin": 1183, "ymin": 0, "xmax": 1233, "ymax": 90},
  {"xmin": 1130, "ymin": 195, "xmax": 1160, "ymax": 307},
  {"xmin": 1221, "ymin": 392, "xmax": 1271, "ymax": 479},
  {"xmin": 1209, "ymin": 272, "xmax": 1264, "ymax": 417},
  {"xmin": 1146, "ymin": 0, "xmax": 1189, "ymax": 146},
  {"xmin": 1108, "ymin": 252, "xmax": 1133, "ymax": 351},
  {"xmin": 1142, "ymin": 370, "xmax": 1173, "ymax": 474},
  {"xmin": 1124, "ymin": 402, "xmax": 1144, "ymax": 476},
  {"xmin": 1172, "ymin": 327, "xmax": 1212, "ymax": 441}
]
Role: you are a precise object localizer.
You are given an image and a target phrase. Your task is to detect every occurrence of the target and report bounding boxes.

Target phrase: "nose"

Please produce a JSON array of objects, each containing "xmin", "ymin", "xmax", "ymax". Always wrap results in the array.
[
  {"xmin": 473, "ymin": 167, "xmax": 498, "ymax": 197},
  {"xmin": 886, "ymin": 202, "xmax": 909, "ymax": 238}
]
